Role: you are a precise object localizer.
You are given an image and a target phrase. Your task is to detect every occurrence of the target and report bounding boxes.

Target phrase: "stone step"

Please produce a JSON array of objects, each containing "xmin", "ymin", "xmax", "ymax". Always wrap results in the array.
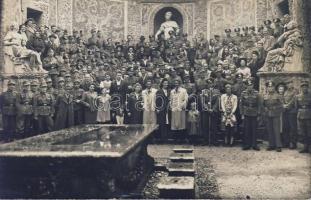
[
  {"xmin": 173, "ymin": 145, "xmax": 194, "ymax": 153},
  {"xmin": 168, "ymin": 161, "xmax": 195, "ymax": 176},
  {"xmin": 154, "ymin": 161, "xmax": 167, "ymax": 171},
  {"xmin": 157, "ymin": 176, "xmax": 195, "ymax": 199},
  {"xmin": 169, "ymin": 152, "xmax": 194, "ymax": 162}
]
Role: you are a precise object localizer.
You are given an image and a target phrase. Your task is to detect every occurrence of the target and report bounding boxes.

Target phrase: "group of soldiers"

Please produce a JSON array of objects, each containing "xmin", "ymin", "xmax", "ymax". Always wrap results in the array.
[{"xmin": 0, "ymin": 14, "xmax": 310, "ymax": 153}]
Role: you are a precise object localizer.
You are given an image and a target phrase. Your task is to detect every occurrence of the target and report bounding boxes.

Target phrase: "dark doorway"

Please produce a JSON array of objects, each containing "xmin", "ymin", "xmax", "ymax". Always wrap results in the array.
[
  {"xmin": 27, "ymin": 8, "xmax": 43, "ymax": 25},
  {"xmin": 277, "ymin": 0, "xmax": 289, "ymax": 15},
  {"xmin": 154, "ymin": 7, "xmax": 183, "ymax": 35}
]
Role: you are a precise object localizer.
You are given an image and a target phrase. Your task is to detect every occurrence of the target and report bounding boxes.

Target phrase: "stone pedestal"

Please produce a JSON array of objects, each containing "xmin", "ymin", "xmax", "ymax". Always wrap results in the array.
[{"xmin": 257, "ymin": 72, "xmax": 311, "ymax": 94}]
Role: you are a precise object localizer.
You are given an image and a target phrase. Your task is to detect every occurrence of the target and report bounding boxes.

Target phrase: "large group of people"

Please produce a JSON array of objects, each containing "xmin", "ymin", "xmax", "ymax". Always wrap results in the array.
[{"xmin": 1, "ymin": 13, "xmax": 310, "ymax": 154}]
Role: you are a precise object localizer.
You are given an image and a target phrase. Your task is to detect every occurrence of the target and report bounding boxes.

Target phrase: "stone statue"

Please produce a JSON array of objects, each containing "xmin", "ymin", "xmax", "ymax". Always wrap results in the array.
[
  {"xmin": 259, "ymin": 21, "xmax": 304, "ymax": 72},
  {"xmin": 155, "ymin": 11, "xmax": 180, "ymax": 40},
  {"xmin": 3, "ymin": 22, "xmax": 46, "ymax": 74}
]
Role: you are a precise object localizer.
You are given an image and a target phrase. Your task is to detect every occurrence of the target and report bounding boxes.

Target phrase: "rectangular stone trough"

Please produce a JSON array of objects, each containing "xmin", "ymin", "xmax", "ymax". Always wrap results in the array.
[
  {"xmin": 157, "ymin": 176, "xmax": 195, "ymax": 199},
  {"xmin": 0, "ymin": 124, "xmax": 158, "ymax": 199}
]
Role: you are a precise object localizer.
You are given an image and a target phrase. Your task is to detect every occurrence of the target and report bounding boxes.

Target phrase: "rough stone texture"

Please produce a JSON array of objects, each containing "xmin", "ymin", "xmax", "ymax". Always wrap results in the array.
[
  {"xmin": 148, "ymin": 144, "xmax": 311, "ymax": 199},
  {"xmin": 193, "ymin": 0, "xmax": 207, "ymax": 38},
  {"xmin": 57, "ymin": 0, "xmax": 73, "ymax": 33},
  {"xmin": 127, "ymin": 1, "xmax": 141, "ymax": 41}
]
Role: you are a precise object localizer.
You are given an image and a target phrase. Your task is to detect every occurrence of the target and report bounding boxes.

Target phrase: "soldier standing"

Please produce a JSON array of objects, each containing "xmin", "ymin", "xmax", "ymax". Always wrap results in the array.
[
  {"xmin": 16, "ymin": 81, "xmax": 34, "ymax": 137},
  {"xmin": 262, "ymin": 81, "xmax": 283, "ymax": 152},
  {"xmin": 295, "ymin": 81, "xmax": 311, "ymax": 153},
  {"xmin": 72, "ymin": 79, "xmax": 85, "ymax": 125},
  {"xmin": 0, "ymin": 80, "xmax": 18, "ymax": 141},
  {"xmin": 240, "ymin": 79, "xmax": 261, "ymax": 150},
  {"xmin": 33, "ymin": 82, "xmax": 55, "ymax": 134}
]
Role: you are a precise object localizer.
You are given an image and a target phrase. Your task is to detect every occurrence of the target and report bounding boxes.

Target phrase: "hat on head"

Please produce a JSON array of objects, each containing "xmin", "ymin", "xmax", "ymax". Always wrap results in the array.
[
  {"xmin": 242, "ymin": 27, "xmax": 249, "ymax": 31},
  {"xmin": 249, "ymin": 26, "xmax": 256, "ymax": 31},
  {"xmin": 214, "ymin": 35, "xmax": 220, "ymax": 38},
  {"xmin": 301, "ymin": 81, "xmax": 309, "ymax": 87},
  {"xmin": 225, "ymin": 84, "xmax": 232, "ymax": 89},
  {"xmin": 45, "ymin": 77, "xmax": 52, "ymax": 83},
  {"xmin": 58, "ymin": 77, "xmax": 65, "ymax": 83},
  {"xmin": 8, "ymin": 79, "xmax": 16, "ymax": 85},
  {"xmin": 64, "ymin": 73, "xmax": 71, "ymax": 77},
  {"xmin": 91, "ymin": 28, "xmax": 96, "ymax": 33},
  {"xmin": 31, "ymin": 80, "xmax": 39, "ymax": 86},
  {"xmin": 41, "ymin": 82, "xmax": 47, "ymax": 87},
  {"xmin": 22, "ymin": 80, "xmax": 30, "ymax": 86},
  {"xmin": 264, "ymin": 20, "xmax": 272, "ymax": 25}
]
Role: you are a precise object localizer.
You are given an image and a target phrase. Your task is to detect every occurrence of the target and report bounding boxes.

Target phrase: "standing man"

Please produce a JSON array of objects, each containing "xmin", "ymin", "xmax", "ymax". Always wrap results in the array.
[
  {"xmin": 0, "ymin": 80, "xmax": 18, "ymax": 141},
  {"xmin": 240, "ymin": 79, "xmax": 261, "ymax": 150},
  {"xmin": 142, "ymin": 79, "xmax": 157, "ymax": 124},
  {"xmin": 156, "ymin": 79, "xmax": 170, "ymax": 142},
  {"xmin": 295, "ymin": 81, "xmax": 311, "ymax": 153},
  {"xmin": 72, "ymin": 79, "xmax": 85, "ymax": 125},
  {"xmin": 16, "ymin": 81, "xmax": 34, "ymax": 138},
  {"xmin": 33, "ymin": 82, "xmax": 55, "ymax": 134},
  {"xmin": 262, "ymin": 81, "xmax": 283, "ymax": 152},
  {"xmin": 170, "ymin": 79, "xmax": 188, "ymax": 142},
  {"xmin": 200, "ymin": 79, "xmax": 220, "ymax": 145}
]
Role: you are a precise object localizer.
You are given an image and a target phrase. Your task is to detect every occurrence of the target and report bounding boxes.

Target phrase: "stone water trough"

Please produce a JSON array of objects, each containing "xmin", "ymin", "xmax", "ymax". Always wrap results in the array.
[{"xmin": 0, "ymin": 124, "xmax": 158, "ymax": 198}]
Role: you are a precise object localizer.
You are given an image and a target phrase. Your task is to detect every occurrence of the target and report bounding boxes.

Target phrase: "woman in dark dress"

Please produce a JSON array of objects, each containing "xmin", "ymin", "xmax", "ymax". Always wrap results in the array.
[
  {"xmin": 81, "ymin": 83, "xmax": 98, "ymax": 124},
  {"xmin": 156, "ymin": 79, "xmax": 170, "ymax": 141}
]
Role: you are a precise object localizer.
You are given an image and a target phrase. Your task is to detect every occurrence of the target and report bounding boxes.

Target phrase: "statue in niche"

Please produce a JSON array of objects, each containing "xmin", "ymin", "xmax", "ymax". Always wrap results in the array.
[
  {"xmin": 3, "ymin": 22, "xmax": 46, "ymax": 74},
  {"xmin": 259, "ymin": 21, "xmax": 304, "ymax": 72},
  {"xmin": 155, "ymin": 11, "xmax": 180, "ymax": 40}
]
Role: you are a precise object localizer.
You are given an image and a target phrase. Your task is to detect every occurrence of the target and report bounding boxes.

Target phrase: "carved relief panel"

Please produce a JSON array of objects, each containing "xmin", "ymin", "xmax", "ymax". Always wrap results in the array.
[{"xmin": 72, "ymin": 0, "xmax": 125, "ymax": 41}]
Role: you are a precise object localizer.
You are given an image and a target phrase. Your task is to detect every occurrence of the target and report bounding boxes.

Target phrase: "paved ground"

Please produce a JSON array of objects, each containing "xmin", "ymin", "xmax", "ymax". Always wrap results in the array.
[{"xmin": 148, "ymin": 143, "xmax": 311, "ymax": 199}]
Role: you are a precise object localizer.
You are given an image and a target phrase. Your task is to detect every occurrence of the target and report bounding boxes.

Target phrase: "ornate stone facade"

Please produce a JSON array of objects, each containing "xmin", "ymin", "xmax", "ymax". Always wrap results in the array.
[
  {"xmin": 72, "ymin": 0, "xmax": 125, "ymax": 41},
  {"xmin": 207, "ymin": 0, "xmax": 256, "ymax": 38},
  {"xmin": 57, "ymin": 0, "xmax": 73, "ymax": 33}
]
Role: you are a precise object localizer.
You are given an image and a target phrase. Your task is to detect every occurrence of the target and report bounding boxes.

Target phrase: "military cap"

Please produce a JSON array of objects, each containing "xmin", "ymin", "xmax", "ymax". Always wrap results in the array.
[
  {"xmin": 266, "ymin": 80, "xmax": 274, "ymax": 87},
  {"xmin": 41, "ymin": 82, "xmax": 48, "ymax": 87},
  {"xmin": 58, "ymin": 77, "xmax": 65, "ymax": 83},
  {"xmin": 234, "ymin": 28, "xmax": 241, "ymax": 32},
  {"xmin": 242, "ymin": 27, "xmax": 249, "ymax": 31},
  {"xmin": 225, "ymin": 29, "xmax": 232, "ymax": 33},
  {"xmin": 225, "ymin": 84, "xmax": 232, "ymax": 89},
  {"xmin": 264, "ymin": 20, "xmax": 272, "ymax": 25},
  {"xmin": 31, "ymin": 80, "xmax": 39, "ymax": 86},
  {"xmin": 301, "ymin": 81, "xmax": 309, "ymax": 87},
  {"xmin": 91, "ymin": 29, "xmax": 96, "ymax": 33},
  {"xmin": 214, "ymin": 35, "xmax": 220, "ymax": 38},
  {"xmin": 64, "ymin": 73, "xmax": 71, "ymax": 77},
  {"xmin": 59, "ymin": 67, "xmax": 67, "ymax": 72},
  {"xmin": 49, "ymin": 34, "xmax": 57, "ymax": 39},
  {"xmin": 22, "ymin": 80, "xmax": 30, "ymax": 86},
  {"xmin": 8, "ymin": 79, "xmax": 16, "ymax": 85},
  {"xmin": 217, "ymin": 60, "xmax": 223, "ymax": 65},
  {"xmin": 73, "ymin": 78, "xmax": 80, "ymax": 83},
  {"xmin": 273, "ymin": 18, "xmax": 281, "ymax": 23}
]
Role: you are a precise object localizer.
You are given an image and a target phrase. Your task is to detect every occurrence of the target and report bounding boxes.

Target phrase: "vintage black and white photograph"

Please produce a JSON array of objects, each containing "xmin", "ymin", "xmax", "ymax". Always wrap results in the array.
[{"xmin": 0, "ymin": 0, "xmax": 310, "ymax": 199}]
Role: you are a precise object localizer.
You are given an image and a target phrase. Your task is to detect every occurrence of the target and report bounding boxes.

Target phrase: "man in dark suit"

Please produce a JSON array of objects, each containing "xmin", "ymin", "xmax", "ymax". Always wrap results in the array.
[{"xmin": 110, "ymin": 71, "xmax": 127, "ymax": 123}]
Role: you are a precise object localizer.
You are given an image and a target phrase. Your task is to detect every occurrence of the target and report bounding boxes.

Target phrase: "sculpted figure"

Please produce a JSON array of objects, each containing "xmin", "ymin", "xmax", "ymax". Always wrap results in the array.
[
  {"xmin": 155, "ymin": 11, "xmax": 179, "ymax": 40},
  {"xmin": 3, "ymin": 23, "xmax": 46, "ymax": 73},
  {"xmin": 260, "ymin": 21, "xmax": 303, "ymax": 72}
]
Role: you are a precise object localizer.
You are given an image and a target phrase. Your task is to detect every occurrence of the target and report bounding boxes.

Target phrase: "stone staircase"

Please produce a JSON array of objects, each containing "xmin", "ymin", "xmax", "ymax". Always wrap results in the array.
[{"xmin": 157, "ymin": 145, "xmax": 195, "ymax": 199}]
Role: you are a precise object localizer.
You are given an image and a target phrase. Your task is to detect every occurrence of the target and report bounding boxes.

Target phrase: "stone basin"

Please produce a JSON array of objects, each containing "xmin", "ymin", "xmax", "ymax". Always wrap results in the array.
[{"xmin": 0, "ymin": 124, "xmax": 158, "ymax": 198}]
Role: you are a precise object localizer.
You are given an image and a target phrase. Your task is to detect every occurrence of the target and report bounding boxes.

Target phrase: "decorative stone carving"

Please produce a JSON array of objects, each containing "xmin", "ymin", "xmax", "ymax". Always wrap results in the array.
[
  {"xmin": 260, "ymin": 21, "xmax": 304, "ymax": 72},
  {"xmin": 72, "ymin": 0, "xmax": 125, "ymax": 41},
  {"xmin": 128, "ymin": 1, "xmax": 141, "ymax": 40},
  {"xmin": 208, "ymin": 0, "xmax": 256, "ymax": 38},
  {"xmin": 141, "ymin": 3, "xmax": 194, "ymax": 39},
  {"xmin": 194, "ymin": 0, "xmax": 207, "ymax": 38}
]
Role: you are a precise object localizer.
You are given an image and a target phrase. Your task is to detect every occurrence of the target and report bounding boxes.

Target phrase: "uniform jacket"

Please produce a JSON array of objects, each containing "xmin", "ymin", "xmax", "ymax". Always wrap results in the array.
[
  {"xmin": 0, "ymin": 90, "xmax": 18, "ymax": 116},
  {"xmin": 262, "ymin": 93, "xmax": 283, "ymax": 117},
  {"xmin": 240, "ymin": 90, "xmax": 261, "ymax": 116},
  {"xmin": 33, "ymin": 92, "xmax": 55, "ymax": 116},
  {"xmin": 295, "ymin": 92, "xmax": 311, "ymax": 119},
  {"xmin": 16, "ymin": 90, "xmax": 34, "ymax": 115}
]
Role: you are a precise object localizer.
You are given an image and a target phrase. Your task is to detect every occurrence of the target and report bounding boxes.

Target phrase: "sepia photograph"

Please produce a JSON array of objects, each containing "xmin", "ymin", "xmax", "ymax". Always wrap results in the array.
[{"xmin": 0, "ymin": 0, "xmax": 310, "ymax": 199}]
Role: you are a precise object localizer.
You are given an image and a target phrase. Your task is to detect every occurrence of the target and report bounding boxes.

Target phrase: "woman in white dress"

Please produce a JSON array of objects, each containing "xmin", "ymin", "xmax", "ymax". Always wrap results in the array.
[{"xmin": 96, "ymin": 88, "xmax": 111, "ymax": 124}]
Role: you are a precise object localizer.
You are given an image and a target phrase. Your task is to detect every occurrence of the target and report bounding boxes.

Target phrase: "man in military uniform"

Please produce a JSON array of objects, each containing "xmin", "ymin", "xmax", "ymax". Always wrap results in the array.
[
  {"xmin": 72, "ymin": 79, "xmax": 85, "ymax": 125},
  {"xmin": 262, "ymin": 81, "xmax": 283, "ymax": 152},
  {"xmin": 200, "ymin": 79, "xmax": 221, "ymax": 145},
  {"xmin": 0, "ymin": 80, "xmax": 18, "ymax": 141},
  {"xmin": 223, "ymin": 29, "xmax": 234, "ymax": 45},
  {"xmin": 295, "ymin": 81, "xmax": 311, "ymax": 153},
  {"xmin": 16, "ymin": 81, "xmax": 34, "ymax": 137},
  {"xmin": 240, "ymin": 79, "xmax": 261, "ymax": 150},
  {"xmin": 33, "ymin": 82, "xmax": 55, "ymax": 134},
  {"xmin": 30, "ymin": 80, "xmax": 40, "ymax": 134}
]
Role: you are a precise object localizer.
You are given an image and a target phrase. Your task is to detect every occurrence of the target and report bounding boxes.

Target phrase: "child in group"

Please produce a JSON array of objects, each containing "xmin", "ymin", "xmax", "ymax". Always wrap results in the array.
[
  {"xmin": 96, "ymin": 88, "xmax": 111, "ymax": 124},
  {"xmin": 187, "ymin": 102, "xmax": 201, "ymax": 144},
  {"xmin": 116, "ymin": 107, "xmax": 125, "ymax": 125}
]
